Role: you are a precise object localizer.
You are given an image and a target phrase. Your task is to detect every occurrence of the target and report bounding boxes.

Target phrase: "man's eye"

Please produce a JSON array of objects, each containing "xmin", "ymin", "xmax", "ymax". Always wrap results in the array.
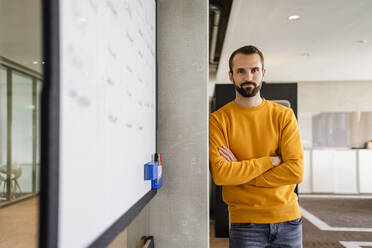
[
  {"xmin": 237, "ymin": 69, "xmax": 244, "ymax": 73},
  {"xmin": 252, "ymin": 68, "xmax": 258, "ymax": 73}
]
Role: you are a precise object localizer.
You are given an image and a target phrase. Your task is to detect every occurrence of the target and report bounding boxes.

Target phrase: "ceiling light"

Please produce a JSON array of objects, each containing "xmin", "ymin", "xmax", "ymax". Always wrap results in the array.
[
  {"xmin": 32, "ymin": 61, "xmax": 38, "ymax": 64},
  {"xmin": 289, "ymin": 15, "xmax": 300, "ymax": 21},
  {"xmin": 78, "ymin": 17, "xmax": 88, "ymax": 23},
  {"xmin": 356, "ymin": 39, "xmax": 368, "ymax": 44},
  {"xmin": 24, "ymin": 105, "xmax": 35, "ymax": 110}
]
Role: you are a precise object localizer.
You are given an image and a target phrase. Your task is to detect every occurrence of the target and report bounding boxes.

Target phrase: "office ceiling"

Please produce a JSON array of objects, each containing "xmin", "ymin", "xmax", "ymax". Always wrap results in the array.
[{"xmin": 214, "ymin": 0, "xmax": 372, "ymax": 83}]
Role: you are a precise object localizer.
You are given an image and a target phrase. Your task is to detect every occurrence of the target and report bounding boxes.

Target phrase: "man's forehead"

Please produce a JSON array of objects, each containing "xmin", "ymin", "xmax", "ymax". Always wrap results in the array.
[{"xmin": 232, "ymin": 53, "xmax": 262, "ymax": 69}]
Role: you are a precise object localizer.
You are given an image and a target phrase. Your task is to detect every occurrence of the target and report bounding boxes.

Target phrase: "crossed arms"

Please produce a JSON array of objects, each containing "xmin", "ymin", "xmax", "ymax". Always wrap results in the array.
[{"xmin": 209, "ymin": 110, "xmax": 304, "ymax": 187}]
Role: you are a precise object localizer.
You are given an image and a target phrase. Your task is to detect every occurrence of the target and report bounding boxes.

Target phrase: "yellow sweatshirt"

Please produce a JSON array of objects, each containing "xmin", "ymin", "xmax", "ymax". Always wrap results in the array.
[{"xmin": 209, "ymin": 98, "xmax": 304, "ymax": 223}]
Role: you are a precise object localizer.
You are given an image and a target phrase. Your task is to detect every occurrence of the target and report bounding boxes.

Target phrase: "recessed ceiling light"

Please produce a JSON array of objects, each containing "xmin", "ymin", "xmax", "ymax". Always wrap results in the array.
[
  {"xmin": 78, "ymin": 17, "xmax": 88, "ymax": 23},
  {"xmin": 289, "ymin": 15, "xmax": 300, "ymax": 21},
  {"xmin": 32, "ymin": 61, "xmax": 38, "ymax": 65},
  {"xmin": 356, "ymin": 39, "xmax": 368, "ymax": 43}
]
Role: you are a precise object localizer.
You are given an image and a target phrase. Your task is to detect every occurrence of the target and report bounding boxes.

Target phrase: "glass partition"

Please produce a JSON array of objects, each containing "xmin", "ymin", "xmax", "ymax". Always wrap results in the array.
[
  {"xmin": 36, "ymin": 80, "xmax": 41, "ymax": 193},
  {"xmin": 0, "ymin": 59, "xmax": 42, "ymax": 205},
  {"xmin": 12, "ymin": 71, "xmax": 33, "ymax": 198},
  {"xmin": 0, "ymin": 66, "xmax": 7, "ymax": 201}
]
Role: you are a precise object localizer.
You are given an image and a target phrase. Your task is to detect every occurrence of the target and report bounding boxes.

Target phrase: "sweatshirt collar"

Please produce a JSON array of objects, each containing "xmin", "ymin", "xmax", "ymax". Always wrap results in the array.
[{"xmin": 231, "ymin": 98, "xmax": 267, "ymax": 112}]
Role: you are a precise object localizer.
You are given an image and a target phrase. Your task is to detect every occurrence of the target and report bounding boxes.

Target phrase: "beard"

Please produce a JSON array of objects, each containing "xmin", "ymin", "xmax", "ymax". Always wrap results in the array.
[{"xmin": 233, "ymin": 80, "xmax": 262, "ymax": 98}]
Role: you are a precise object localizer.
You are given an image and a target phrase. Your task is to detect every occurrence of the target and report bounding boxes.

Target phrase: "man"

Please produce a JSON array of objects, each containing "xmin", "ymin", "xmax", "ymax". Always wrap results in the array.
[{"xmin": 209, "ymin": 45, "xmax": 304, "ymax": 248}]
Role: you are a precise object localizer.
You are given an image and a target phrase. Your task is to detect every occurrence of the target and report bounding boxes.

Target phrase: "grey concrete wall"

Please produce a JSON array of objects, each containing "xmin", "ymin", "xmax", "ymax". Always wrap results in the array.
[{"xmin": 148, "ymin": 0, "xmax": 209, "ymax": 247}]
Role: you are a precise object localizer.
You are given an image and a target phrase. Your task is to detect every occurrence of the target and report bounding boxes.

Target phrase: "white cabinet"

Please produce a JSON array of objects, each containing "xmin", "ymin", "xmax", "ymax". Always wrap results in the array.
[
  {"xmin": 358, "ymin": 150, "xmax": 372, "ymax": 193},
  {"xmin": 297, "ymin": 149, "xmax": 372, "ymax": 194},
  {"xmin": 298, "ymin": 150, "xmax": 312, "ymax": 193},
  {"xmin": 333, "ymin": 151, "xmax": 357, "ymax": 193},
  {"xmin": 312, "ymin": 150, "xmax": 357, "ymax": 193},
  {"xmin": 312, "ymin": 150, "xmax": 335, "ymax": 193}
]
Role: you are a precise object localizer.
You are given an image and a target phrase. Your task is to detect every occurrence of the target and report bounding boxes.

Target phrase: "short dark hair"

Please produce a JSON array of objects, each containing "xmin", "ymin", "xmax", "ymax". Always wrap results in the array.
[{"xmin": 229, "ymin": 45, "xmax": 264, "ymax": 73}]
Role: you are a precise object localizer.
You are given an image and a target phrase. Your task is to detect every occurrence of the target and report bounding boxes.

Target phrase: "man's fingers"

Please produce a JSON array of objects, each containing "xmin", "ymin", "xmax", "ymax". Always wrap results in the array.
[
  {"xmin": 225, "ymin": 150, "xmax": 236, "ymax": 161},
  {"xmin": 222, "ymin": 154, "xmax": 231, "ymax": 161},
  {"xmin": 275, "ymin": 155, "xmax": 282, "ymax": 163},
  {"xmin": 218, "ymin": 147, "xmax": 233, "ymax": 161},
  {"xmin": 219, "ymin": 147, "xmax": 236, "ymax": 162},
  {"xmin": 218, "ymin": 147, "xmax": 231, "ymax": 160},
  {"xmin": 219, "ymin": 147, "xmax": 232, "ymax": 159},
  {"xmin": 221, "ymin": 146, "xmax": 237, "ymax": 161},
  {"xmin": 219, "ymin": 151, "xmax": 231, "ymax": 161},
  {"xmin": 227, "ymin": 150, "xmax": 237, "ymax": 161}
]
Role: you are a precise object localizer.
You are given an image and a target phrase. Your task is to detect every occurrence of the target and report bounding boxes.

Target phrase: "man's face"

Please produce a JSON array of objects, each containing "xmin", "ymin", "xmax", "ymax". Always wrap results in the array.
[{"xmin": 228, "ymin": 53, "xmax": 266, "ymax": 98}]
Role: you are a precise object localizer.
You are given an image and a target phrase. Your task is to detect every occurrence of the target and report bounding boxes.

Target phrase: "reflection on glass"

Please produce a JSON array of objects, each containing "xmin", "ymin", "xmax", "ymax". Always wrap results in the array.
[
  {"xmin": 0, "ymin": 63, "xmax": 41, "ymax": 204},
  {"xmin": 12, "ymin": 71, "xmax": 33, "ymax": 198},
  {"xmin": 312, "ymin": 112, "xmax": 350, "ymax": 148},
  {"xmin": 36, "ymin": 80, "xmax": 41, "ymax": 192},
  {"xmin": 300, "ymin": 112, "xmax": 372, "ymax": 149},
  {"xmin": 0, "ymin": 66, "xmax": 7, "ymax": 201}
]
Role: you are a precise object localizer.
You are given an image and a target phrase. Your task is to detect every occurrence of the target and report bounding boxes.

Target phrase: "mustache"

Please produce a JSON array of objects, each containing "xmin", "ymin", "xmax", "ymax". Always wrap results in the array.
[{"xmin": 240, "ymin": 81, "xmax": 257, "ymax": 87}]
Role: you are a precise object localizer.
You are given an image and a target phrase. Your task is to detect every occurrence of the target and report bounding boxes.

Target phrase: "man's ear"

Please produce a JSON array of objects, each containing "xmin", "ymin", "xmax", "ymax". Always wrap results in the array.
[
  {"xmin": 228, "ymin": 72, "xmax": 234, "ymax": 83},
  {"xmin": 262, "ymin": 68, "xmax": 266, "ymax": 79}
]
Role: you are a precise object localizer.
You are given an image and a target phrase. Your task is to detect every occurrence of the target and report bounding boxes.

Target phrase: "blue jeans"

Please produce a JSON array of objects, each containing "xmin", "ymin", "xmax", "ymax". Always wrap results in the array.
[{"xmin": 229, "ymin": 218, "xmax": 303, "ymax": 248}]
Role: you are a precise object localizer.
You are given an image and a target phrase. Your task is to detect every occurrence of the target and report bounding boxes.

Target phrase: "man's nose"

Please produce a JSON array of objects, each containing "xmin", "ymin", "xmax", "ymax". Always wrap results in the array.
[{"xmin": 245, "ymin": 71, "xmax": 254, "ymax": 81}]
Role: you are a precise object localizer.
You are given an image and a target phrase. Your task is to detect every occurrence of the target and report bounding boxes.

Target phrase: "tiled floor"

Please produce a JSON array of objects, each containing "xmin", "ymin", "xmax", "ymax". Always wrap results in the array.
[{"xmin": 210, "ymin": 194, "xmax": 372, "ymax": 248}]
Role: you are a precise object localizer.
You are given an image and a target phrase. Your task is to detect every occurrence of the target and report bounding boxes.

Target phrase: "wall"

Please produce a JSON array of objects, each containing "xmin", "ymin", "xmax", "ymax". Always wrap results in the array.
[
  {"xmin": 350, "ymin": 112, "xmax": 372, "ymax": 148},
  {"xmin": 107, "ymin": 229, "xmax": 127, "ymax": 248},
  {"xmin": 148, "ymin": 0, "xmax": 209, "ymax": 247},
  {"xmin": 0, "ymin": 0, "xmax": 42, "ymax": 73},
  {"xmin": 298, "ymin": 81, "xmax": 372, "ymax": 112},
  {"xmin": 126, "ymin": 206, "xmax": 148, "ymax": 248},
  {"xmin": 298, "ymin": 81, "xmax": 372, "ymax": 147}
]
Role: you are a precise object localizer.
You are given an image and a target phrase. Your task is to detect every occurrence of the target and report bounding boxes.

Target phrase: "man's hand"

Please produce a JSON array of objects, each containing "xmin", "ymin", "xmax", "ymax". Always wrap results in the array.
[
  {"xmin": 270, "ymin": 156, "xmax": 282, "ymax": 167},
  {"xmin": 218, "ymin": 146, "xmax": 281, "ymax": 166},
  {"xmin": 218, "ymin": 146, "xmax": 238, "ymax": 162}
]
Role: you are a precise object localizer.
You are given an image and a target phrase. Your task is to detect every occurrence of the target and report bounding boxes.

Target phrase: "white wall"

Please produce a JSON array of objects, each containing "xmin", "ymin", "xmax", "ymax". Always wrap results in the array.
[
  {"xmin": 298, "ymin": 81, "xmax": 372, "ymax": 112},
  {"xmin": 0, "ymin": 0, "xmax": 42, "ymax": 73},
  {"xmin": 298, "ymin": 81, "xmax": 372, "ymax": 147}
]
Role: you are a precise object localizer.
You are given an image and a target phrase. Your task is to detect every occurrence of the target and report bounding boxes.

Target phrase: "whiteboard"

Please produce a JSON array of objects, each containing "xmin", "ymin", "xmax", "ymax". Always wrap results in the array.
[{"xmin": 59, "ymin": 0, "xmax": 156, "ymax": 247}]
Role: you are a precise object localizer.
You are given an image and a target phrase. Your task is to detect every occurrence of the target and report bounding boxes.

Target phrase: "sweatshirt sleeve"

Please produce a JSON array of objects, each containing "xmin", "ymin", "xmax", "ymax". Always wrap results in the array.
[
  {"xmin": 209, "ymin": 113, "xmax": 273, "ymax": 186},
  {"xmin": 247, "ymin": 109, "xmax": 304, "ymax": 187}
]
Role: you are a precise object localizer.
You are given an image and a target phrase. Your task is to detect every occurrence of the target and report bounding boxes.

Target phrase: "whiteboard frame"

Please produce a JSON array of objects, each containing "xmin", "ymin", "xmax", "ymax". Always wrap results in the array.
[{"xmin": 39, "ymin": 0, "xmax": 158, "ymax": 247}]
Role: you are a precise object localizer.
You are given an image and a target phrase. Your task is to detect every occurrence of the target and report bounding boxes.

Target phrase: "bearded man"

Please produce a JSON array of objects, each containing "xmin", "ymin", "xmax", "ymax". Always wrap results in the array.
[{"xmin": 209, "ymin": 45, "xmax": 304, "ymax": 248}]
